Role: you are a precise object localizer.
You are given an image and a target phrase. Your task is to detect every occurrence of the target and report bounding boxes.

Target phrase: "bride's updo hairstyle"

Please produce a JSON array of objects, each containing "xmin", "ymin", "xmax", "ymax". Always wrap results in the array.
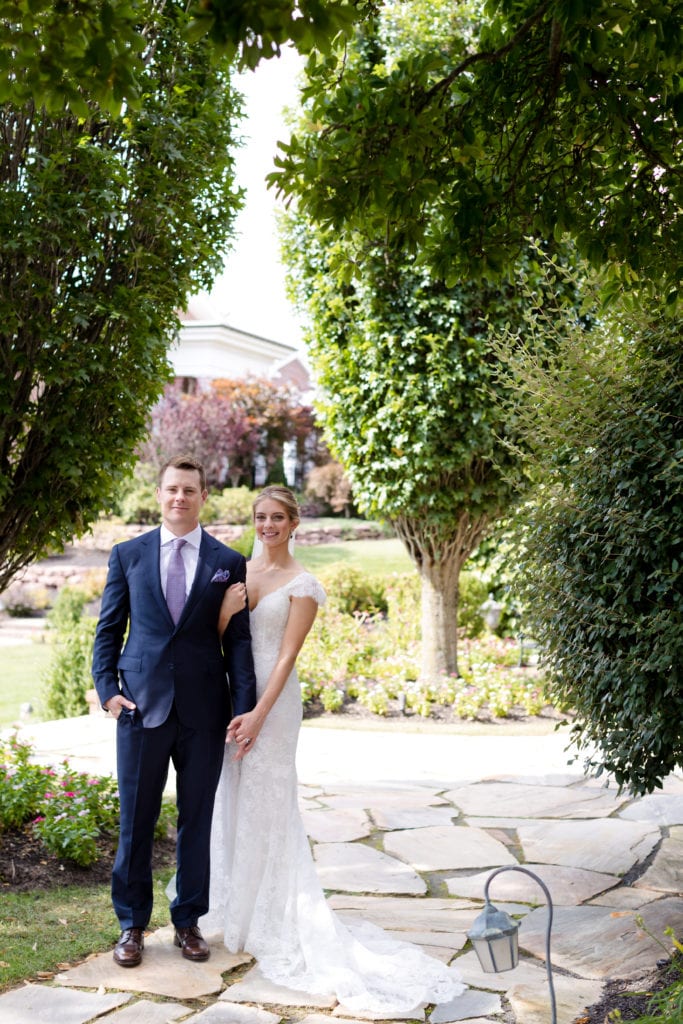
[{"xmin": 253, "ymin": 485, "xmax": 301, "ymax": 529}]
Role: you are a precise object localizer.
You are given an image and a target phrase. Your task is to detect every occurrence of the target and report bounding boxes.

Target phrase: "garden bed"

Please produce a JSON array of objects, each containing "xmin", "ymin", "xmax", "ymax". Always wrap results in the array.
[{"xmin": 0, "ymin": 827, "xmax": 176, "ymax": 893}]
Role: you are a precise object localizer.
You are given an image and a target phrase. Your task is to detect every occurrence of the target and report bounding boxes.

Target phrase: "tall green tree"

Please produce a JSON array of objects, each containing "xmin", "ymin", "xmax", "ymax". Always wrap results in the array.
[
  {"xmin": 0, "ymin": 1, "xmax": 242, "ymax": 592},
  {"xmin": 281, "ymin": 6, "xmax": 577, "ymax": 677},
  {"xmin": 273, "ymin": 0, "xmax": 682, "ymax": 302}
]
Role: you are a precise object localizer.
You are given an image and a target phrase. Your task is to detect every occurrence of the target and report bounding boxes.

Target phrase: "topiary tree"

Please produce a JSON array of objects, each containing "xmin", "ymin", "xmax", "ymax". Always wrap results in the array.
[
  {"xmin": 0, "ymin": 1, "xmax": 242, "ymax": 592},
  {"xmin": 41, "ymin": 588, "xmax": 97, "ymax": 720},
  {"xmin": 499, "ymin": 282, "xmax": 683, "ymax": 794}
]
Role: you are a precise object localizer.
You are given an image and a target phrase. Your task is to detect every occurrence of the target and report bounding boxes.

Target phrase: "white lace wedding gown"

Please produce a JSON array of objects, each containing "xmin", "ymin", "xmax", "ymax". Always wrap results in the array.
[{"xmin": 202, "ymin": 571, "xmax": 465, "ymax": 1013}]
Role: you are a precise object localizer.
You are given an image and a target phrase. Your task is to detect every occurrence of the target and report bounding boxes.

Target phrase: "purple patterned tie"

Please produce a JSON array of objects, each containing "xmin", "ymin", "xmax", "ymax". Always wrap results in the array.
[{"xmin": 166, "ymin": 538, "xmax": 187, "ymax": 623}]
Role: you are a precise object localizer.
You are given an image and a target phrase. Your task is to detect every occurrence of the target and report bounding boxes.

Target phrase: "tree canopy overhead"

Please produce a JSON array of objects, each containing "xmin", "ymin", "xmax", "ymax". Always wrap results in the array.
[
  {"xmin": 0, "ymin": 1, "xmax": 242, "ymax": 592},
  {"xmin": 0, "ymin": 0, "xmax": 375, "ymax": 115},
  {"xmin": 272, "ymin": 0, "xmax": 682, "ymax": 301}
]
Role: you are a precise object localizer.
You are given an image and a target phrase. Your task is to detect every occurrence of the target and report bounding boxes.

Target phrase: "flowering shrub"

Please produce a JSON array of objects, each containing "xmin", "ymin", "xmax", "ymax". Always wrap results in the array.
[
  {"xmin": 0, "ymin": 735, "xmax": 50, "ymax": 828},
  {"xmin": 298, "ymin": 573, "xmax": 552, "ymax": 721},
  {"xmin": 33, "ymin": 763, "xmax": 120, "ymax": 866},
  {"xmin": 0, "ymin": 734, "xmax": 119, "ymax": 867},
  {"xmin": 316, "ymin": 564, "xmax": 388, "ymax": 616},
  {"xmin": 0, "ymin": 582, "xmax": 51, "ymax": 616}
]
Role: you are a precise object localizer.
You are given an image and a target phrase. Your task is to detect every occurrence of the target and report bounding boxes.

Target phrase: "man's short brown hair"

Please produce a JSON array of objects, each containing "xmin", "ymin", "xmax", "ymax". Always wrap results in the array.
[{"xmin": 158, "ymin": 454, "xmax": 207, "ymax": 492}]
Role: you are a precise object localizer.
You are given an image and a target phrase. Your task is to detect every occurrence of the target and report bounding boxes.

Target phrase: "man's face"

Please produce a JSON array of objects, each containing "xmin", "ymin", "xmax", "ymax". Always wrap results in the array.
[{"xmin": 156, "ymin": 466, "xmax": 207, "ymax": 535}]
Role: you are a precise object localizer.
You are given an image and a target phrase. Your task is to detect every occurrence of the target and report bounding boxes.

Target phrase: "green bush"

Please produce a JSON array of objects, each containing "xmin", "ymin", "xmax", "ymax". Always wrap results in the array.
[
  {"xmin": 41, "ymin": 589, "xmax": 97, "ymax": 720},
  {"xmin": 118, "ymin": 474, "xmax": 160, "ymax": 525},
  {"xmin": 458, "ymin": 571, "xmax": 489, "ymax": 638},
  {"xmin": 47, "ymin": 585, "xmax": 88, "ymax": 632},
  {"xmin": 509, "ymin": 308, "xmax": 683, "ymax": 794},
  {"xmin": 201, "ymin": 486, "xmax": 254, "ymax": 525},
  {"xmin": 229, "ymin": 525, "xmax": 256, "ymax": 558},
  {"xmin": 316, "ymin": 564, "xmax": 388, "ymax": 615},
  {"xmin": 0, "ymin": 735, "xmax": 120, "ymax": 866},
  {"xmin": 34, "ymin": 764, "xmax": 119, "ymax": 866},
  {"xmin": 0, "ymin": 734, "xmax": 50, "ymax": 828}
]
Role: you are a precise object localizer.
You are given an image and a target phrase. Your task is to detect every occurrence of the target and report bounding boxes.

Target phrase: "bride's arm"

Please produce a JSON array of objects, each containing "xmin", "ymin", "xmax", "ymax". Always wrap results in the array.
[{"xmin": 229, "ymin": 595, "xmax": 318, "ymax": 760}]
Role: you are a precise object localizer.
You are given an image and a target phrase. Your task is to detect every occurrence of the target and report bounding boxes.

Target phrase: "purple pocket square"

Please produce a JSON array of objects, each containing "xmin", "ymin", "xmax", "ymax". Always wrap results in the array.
[{"xmin": 211, "ymin": 569, "xmax": 231, "ymax": 583}]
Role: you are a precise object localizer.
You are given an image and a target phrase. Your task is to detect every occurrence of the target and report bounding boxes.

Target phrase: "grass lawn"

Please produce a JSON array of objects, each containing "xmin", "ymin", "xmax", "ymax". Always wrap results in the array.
[
  {"xmin": 0, "ymin": 867, "xmax": 175, "ymax": 993},
  {"xmin": 296, "ymin": 537, "xmax": 413, "ymax": 575},
  {"xmin": 0, "ymin": 642, "xmax": 52, "ymax": 728}
]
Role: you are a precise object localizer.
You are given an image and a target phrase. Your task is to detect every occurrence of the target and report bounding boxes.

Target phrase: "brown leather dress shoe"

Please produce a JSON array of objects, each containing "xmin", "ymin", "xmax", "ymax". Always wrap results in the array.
[
  {"xmin": 174, "ymin": 924, "xmax": 210, "ymax": 961},
  {"xmin": 113, "ymin": 927, "xmax": 144, "ymax": 967}
]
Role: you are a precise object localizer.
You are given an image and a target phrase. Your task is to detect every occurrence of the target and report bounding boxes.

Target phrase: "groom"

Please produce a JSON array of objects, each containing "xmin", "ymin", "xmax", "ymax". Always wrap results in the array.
[{"xmin": 92, "ymin": 454, "xmax": 256, "ymax": 967}]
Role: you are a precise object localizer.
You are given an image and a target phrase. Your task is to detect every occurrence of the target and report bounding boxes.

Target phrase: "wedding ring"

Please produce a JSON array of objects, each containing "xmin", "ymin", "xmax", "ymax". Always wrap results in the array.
[{"xmin": 243, "ymin": 737, "xmax": 251, "ymax": 745}]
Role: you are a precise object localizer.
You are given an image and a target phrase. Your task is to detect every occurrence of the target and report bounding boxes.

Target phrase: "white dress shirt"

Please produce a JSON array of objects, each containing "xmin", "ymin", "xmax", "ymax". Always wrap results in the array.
[{"xmin": 159, "ymin": 524, "xmax": 202, "ymax": 601}]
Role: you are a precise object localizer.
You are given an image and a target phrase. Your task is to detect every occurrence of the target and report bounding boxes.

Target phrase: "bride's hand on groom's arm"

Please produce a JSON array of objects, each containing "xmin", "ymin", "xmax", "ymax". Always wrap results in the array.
[
  {"xmin": 227, "ymin": 708, "xmax": 264, "ymax": 760},
  {"xmin": 218, "ymin": 582, "xmax": 247, "ymax": 635}
]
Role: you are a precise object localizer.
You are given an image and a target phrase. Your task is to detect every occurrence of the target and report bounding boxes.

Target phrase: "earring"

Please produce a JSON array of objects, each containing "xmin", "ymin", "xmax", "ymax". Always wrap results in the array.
[{"xmin": 288, "ymin": 532, "xmax": 296, "ymax": 557}]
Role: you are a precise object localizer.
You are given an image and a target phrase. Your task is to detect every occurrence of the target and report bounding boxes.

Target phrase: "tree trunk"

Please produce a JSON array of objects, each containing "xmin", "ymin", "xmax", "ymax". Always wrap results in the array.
[
  {"xmin": 393, "ymin": 511, "xmax": 490, "ymax": 681},
  {"xmin": 420, "ymin": 561, "xmax": 460, "ymax": 677}
]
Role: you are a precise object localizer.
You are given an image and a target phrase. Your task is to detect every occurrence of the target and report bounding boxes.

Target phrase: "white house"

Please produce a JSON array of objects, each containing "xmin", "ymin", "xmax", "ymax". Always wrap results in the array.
[{"xmin": 171, "ymin": 300, "xmax": 311, "ymax": 396}]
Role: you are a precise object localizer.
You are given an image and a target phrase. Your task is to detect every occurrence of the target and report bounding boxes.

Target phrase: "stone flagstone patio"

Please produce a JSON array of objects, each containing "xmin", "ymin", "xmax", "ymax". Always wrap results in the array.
[{"xmin": 2, "ymin": 715, "xmax": 683, "ymax": 1024}]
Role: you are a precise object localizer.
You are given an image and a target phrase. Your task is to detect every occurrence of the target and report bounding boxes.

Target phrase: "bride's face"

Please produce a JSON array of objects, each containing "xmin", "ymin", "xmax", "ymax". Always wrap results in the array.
[{"xmin": 253, "ymin": 498, "xmax": 297, "ymax": 552}]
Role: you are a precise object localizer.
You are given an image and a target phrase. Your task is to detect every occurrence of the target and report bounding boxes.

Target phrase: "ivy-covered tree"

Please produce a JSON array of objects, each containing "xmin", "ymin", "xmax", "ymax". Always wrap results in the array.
[
  {"xmin": 497, "ymin": 284, "xmax": 683, "ymax": 795},
  {"xmin": 273, "ymin": 0, "xmax": 682, "ymax": 302},
  {"xmin": 0, "ymin": 1, "xmax": 242, "ymax": 593},
  {"xmin": 281, "ymin": 8, "xmax": 576, "ymax": 677}
]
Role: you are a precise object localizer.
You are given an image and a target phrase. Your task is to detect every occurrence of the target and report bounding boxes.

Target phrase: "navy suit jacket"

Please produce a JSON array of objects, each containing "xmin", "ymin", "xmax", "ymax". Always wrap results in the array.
[{"xmin": 92, "ymin": 527, "xmax": 256, "ymax": 729}]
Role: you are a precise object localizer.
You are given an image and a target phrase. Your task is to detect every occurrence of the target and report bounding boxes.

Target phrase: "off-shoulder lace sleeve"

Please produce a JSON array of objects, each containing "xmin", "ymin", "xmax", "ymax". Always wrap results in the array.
[{"xmin": 288, "ymin": 572, "xmax": 327, "ymax": 606}]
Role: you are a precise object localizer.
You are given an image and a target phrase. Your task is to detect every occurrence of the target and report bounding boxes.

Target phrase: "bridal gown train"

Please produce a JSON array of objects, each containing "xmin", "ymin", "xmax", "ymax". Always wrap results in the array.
[{"xmin": 202, "ymin": 572, "xmax": 465, "ymax": 1013}]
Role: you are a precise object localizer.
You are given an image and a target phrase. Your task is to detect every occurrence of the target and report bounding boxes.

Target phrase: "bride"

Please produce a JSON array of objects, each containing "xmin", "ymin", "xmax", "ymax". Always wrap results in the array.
[{"xmin": 203, "ymin": 485, "xmax": 465, "ymax": 1013}]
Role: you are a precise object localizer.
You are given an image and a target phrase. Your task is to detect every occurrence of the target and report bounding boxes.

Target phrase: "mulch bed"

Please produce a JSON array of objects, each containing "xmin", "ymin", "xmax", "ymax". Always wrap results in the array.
[
  {"xmin": 578, "ymin": 958, "xmax": 682, "ymax": 1022},
  {"xmin": 0, "ymin": 826, "xmax": 176, "ymax": 892}
]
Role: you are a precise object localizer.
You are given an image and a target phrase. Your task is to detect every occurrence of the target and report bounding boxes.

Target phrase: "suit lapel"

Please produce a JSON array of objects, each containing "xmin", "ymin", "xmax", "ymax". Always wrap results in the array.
[{"xmin": 142, "ymin": 528, "xmax": 172, "ymax": 623}]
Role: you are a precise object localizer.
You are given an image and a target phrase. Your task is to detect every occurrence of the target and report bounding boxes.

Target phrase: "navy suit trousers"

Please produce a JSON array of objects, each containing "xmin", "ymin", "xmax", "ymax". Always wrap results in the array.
[{"xmin": 112, "ymin": 704, "xmax": 225, "ymax": 930}]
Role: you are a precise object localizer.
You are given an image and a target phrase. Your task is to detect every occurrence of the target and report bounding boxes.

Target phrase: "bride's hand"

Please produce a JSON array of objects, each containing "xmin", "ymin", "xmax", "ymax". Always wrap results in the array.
[
  {"xmin": 227, "ymin": 709, "xmax": 263, "ymax": 760},
  {"xmin": 219, "ymin": 582, "xmax": 247, "ymax": 635}
]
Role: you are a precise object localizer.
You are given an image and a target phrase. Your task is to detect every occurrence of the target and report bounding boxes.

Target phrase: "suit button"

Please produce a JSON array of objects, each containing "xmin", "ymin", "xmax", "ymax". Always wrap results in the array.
[{"xmin": 169, "ymin": 663, "xmax": 174, "ymax": 670}]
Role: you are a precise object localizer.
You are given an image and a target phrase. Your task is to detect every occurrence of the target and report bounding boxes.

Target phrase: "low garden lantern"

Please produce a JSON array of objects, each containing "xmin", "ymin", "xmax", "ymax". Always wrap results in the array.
[
  {"xmin": 480, "ymin": 594, "xmax": 504, "ymax": 631},
  {"xmin": 467, "ymin": 865, "xmax": 557, "ymax": 1024}
]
